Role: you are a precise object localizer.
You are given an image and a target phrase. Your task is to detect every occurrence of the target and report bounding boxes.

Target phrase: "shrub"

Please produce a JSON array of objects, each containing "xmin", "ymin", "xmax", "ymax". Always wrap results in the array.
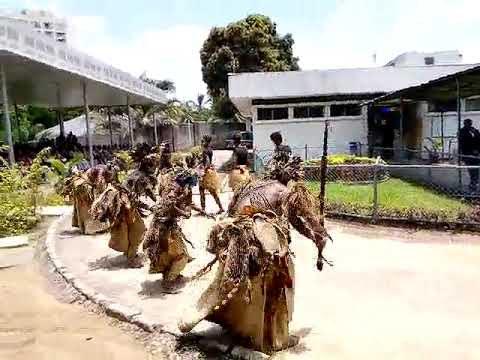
[
  {"xmin": 304, "ymin": 154, "xmax": 383, "ymax": 166},
  {"xmin": 0, "ymin": 192, "xmax": 39, "ymax": 237},
  {"xmin": 171, "ymin": 146, "xmax": 202, "ymax": 165},
  {"xmin": 0, "ymin": 147, "xmax": 54, "ymax": 236},
  {"xmin": 113, "ymin": 150, "xmax": 134, "ymax": 183}
]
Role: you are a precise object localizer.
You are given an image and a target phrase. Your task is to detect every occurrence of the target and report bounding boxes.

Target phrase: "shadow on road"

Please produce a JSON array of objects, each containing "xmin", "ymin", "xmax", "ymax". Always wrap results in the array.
[
  {"xmin": 139, "ymin": 277, "xmax": 188, "ymax": 298},
  {"xmin": 88, "ymin": 254, "xmax": 130, "ymax": 271}
]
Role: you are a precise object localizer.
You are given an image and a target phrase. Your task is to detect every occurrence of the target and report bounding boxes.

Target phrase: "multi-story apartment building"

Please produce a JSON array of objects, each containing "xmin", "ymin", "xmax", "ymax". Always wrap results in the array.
[{"xmin": 0, "ymin": 8, "xmax": 67, "ymax": 43}]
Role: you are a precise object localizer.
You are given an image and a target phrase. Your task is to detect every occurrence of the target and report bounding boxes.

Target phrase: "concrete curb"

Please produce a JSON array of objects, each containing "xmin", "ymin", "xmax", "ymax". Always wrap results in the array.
[
  {"xmin": 0, "ymin": 235, "xmax": 29, "ymax": 249},
  {"xmin": 44, "ymin": 209, "xmax": 270, "ymax": 359}
]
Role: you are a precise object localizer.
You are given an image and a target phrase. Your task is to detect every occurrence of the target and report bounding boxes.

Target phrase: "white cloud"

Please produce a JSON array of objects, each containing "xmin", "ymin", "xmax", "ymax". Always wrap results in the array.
[
  {"xmin": 294, "ymin": 0, "xmax": 480, "ymax": 70},
  {"xmin": 17, "ymin": 0, "xmax": 480, "ymax": 100},
  {"xmin": 67, "ymin": 16, "xmax": 209, "ymax": 101},
  {"xmin": 19, "ymin": 0, "xmax": 209, "ymax": 101}
]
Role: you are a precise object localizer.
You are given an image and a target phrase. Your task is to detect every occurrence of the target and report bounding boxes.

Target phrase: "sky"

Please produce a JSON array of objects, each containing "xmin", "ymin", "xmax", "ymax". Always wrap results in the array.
[{"xmin": 3, "ymin": 0, "xmax": 480, "ymax": 100}]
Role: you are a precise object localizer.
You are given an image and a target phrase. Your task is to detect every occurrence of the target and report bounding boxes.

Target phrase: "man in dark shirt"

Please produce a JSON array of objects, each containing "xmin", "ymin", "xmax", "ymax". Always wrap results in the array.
[
  {"xmin": 459, "ymin": 118, "xmax": 480, "ymax": 191},
  {"xmin": 270, "ymin": 131, "xmax": 292, "ymax": 164},
  {"xmin": 232, "ymin": 132, "xmax": 248, "ymax": 167}
]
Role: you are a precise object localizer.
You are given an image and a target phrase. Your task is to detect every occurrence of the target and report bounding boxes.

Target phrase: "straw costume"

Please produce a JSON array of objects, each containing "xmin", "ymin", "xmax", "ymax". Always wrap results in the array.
[
  {"xmin": 228, "ymin": 132, "xmax": 251, "ymax": 191},
  {"xmin": 65, "ymin": 164, "xmax": 115, "ymax": 234},
  {"xmin": 90, "ymin": 155, "xmax": 156, "ymax": 267},
  {"xmin": 143, "ymin": 169, "xmax": 197, "ymax": 281},
  {"xmin": 196, "ymin": 135, "xmax": 224, "ymax": 213},
  {"xmin": 179, "ymin": 207, "xmax": 294, "ymax": 354}
]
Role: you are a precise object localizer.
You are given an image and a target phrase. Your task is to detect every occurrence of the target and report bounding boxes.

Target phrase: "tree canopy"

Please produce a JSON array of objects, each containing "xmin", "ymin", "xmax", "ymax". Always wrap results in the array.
[{"xmin": 200, "ymin": 14, "xmax": 299, "ymax": 118}]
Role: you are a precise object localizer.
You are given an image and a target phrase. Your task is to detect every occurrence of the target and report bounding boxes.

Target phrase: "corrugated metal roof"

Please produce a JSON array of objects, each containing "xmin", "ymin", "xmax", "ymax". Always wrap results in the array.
[
  {"xmin": 365, "ymin": 64, "xmax": 480, "ymax": 104},
  {"xmin": 228, "ymin": 64, "xmax": 477, "ymax": 114}
]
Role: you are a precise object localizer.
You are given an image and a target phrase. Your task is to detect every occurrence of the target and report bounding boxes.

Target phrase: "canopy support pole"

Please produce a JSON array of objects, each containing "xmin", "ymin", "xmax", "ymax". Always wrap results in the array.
[
  {"xmin": 56, "ymin": 84, "xmax": 65, "ymax": 138},
  {"xmin": 456, "ymin": 77, "xmax": 462, "ymax": 165},
  {"xmin": 399, "ymin": 98, "xmax": 404, "ymax": 159},
  {"xmin": 153, "ymin": 112, "xmax": 158, "ymax": 145},
  {"xmin": 83, "ymin": 82, "xmax": 94, "ymax": 167},
  {"xmin": 1, "ymin": 65, "xmax": 14, "ymax": 166},
  {"xmin": 107, "ymin": 107, "xmax": 113, "ymax": 147},
  {"xmin": 126, "ymin": 96, "xmax": 133, "ymax": 148},
  {"xmin": 319, "ymin": 119, "xmax": 329, "ymax": 222},
  {"xmin": 456, "ymin": 77, "xmax": 463, "ymax": 189},
  {"xmin": 13, "ymin": 102, "xmax": 20, "ymax": 141}
]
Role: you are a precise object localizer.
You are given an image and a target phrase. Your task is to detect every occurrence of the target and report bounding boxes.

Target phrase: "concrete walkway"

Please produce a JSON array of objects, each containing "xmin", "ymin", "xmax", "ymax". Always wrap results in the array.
[{"xmin": 48, "ymin": 192, "xmax": 480, "ymax": 359}]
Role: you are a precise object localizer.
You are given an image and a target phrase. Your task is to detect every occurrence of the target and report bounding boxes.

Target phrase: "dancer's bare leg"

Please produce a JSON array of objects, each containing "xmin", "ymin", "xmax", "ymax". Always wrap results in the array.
[
  {"xmin": 210, "ymin": 190, "xmax": 224, "ymax": 214},
  {"xmin": 200, "ymin": 186, "xmax": 206, "ymax": 211}
]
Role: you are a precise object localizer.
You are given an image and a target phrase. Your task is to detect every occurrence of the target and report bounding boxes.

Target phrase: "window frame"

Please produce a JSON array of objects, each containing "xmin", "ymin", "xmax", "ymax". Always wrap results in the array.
[
  {"xmin": 427, "ymin": 100, "xmax": 458, "ymax": 113},
  {"xmin": 330, "ymin": 103, "xmax": 362, "ymax": 117},
  {"xmin": 424, "ymin": 57, "xmax": 435, "ymax": 65},
  {"xmin": 293, "ymin": 105, "xmax": 325, "ymax": 119},
  {"xmin": 256, "ymin": 106, "xmax": 289, "ymax": 121},
  {"xmin": 465, "ymin": 96, "xmax": 480, "ymax": 112}
]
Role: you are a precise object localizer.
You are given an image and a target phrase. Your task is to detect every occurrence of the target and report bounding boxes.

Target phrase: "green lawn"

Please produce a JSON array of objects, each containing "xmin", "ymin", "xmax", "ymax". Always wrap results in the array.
[{"xmin": 307, "ymin": 178, "xmax": 473, "ymax": 221}]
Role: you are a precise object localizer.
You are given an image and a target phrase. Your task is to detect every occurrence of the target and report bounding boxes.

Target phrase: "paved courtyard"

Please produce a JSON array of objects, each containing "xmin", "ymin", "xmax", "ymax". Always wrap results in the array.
[{"xmin": 51, "ymin": 191, "xmax": 480, "ymax": 359}]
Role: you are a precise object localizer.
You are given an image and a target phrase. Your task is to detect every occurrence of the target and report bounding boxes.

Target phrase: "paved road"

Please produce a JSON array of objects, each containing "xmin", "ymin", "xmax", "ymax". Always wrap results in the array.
[
  {"xmin": 52, "ymin": 192, "xmax": 480, "ymax": 359},
  {"xmin": 0, "ymin": 220, "xmax": 165, "ymax": 360}
]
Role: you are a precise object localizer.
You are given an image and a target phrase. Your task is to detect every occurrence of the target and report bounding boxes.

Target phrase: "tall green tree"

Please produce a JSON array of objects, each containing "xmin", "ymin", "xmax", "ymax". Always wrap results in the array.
[{"xmin": 200, "ymin": 14, "xmax": 299, "ymax": 118}]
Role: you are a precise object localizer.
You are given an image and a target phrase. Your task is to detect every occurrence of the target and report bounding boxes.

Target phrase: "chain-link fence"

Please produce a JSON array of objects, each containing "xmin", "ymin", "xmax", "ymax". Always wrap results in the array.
[
  {"xmin": 302, "ymin": 163, "xmax": 480, "ymax": 226},
  {"xmin": 246, "ymin": 144, "xmax": 480, "ymax": 226}
]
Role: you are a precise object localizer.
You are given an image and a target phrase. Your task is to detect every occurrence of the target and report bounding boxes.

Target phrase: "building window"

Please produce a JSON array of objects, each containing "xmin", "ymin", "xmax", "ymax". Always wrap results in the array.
[
  {"xmin": 293, "ymin": 105, "xmax": 325, "ymax": 119},
  {"xmin": 44, "ymin": 22, "xmax": 51, "ymax": 29},
  {"xmin": 257, "ymin": 107, "xmax": 289, "ymax": 121},
  {"xmin": 330, "ymin": 104, "xmax": 361, "ymax": 117},
  {"xmin": 428, "ymin": 100, "xmax": 457, "ymax": 112},
  {"xmin": 465, "ymin": 98, "xmax": 480, "ymax": 112},
  {"xmin": 424, "ymin": 57, "xmax": 435, "ymax": 65}
]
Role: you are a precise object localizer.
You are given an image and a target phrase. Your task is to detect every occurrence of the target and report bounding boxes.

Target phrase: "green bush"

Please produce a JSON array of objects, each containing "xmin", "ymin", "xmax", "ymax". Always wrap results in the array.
[
  {"xmin": 304, "ymin": 154, "xmax": 383, "ymax": 166},
  {"xmin": 171, "ymin": 146, "xmax": 202, "ymax": 165},
  {"xmin": 0, "ymin": 147, "xmax": 54, "ymax": 236},
  {"xmin": 38, "ymin": 191, "xmax": 66, "ymax": 206},
  {"xmin": 0, "ymin": 193, "xmax": 39, "ymax": 237}
]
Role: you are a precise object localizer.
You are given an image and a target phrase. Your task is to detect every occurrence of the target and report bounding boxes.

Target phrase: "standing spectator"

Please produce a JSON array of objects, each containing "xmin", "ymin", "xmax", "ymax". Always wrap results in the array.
[
  {"xmin": 270, "ymin": 131, "xmax": 292, "ymax": 164},
  {"xmin": 459, "ymin": 118, "xmax": 480, "ymax": 191}
]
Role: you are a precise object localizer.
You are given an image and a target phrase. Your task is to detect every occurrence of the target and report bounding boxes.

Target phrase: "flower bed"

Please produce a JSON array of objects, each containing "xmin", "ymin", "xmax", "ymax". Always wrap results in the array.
[{"xmin": 304, "ymin": 154, "xmax": 388, "ymax": 183}]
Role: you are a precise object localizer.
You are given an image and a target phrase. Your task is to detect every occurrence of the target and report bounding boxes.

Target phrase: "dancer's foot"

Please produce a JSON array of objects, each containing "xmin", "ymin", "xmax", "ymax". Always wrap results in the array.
[{"xmin": 127, "ymin": 255, "xmax": 144, "ymax": 268}]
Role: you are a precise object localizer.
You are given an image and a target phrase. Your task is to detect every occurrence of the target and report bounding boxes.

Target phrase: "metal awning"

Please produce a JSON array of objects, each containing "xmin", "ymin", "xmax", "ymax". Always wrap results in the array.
[
  {"xmin": 0, "ymin": 19, "xmax": 168, "ymax": 165},
  {"xmin": 363, "ymin": 64, "xmax": 480, "ymax": 165},
  {"xmin": 364, "ymin": 64, "xmax": 480, "ymax": 106},
  {"xmin": 0, "ymin": 19, "xmax": 167, "ymax": 107}
]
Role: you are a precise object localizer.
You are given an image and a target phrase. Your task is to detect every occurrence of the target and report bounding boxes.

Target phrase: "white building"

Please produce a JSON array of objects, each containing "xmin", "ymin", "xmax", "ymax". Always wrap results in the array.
[
  {"xmin": 228, "ymin": 51, "xmax": 477, "ymax": 157},
  {"xmin": 385, "ymin": 50, "xmax": 463, "ymax": 67},
  {"xmin": 0, "ymin": 8, "xmax": 67, "ymax": 42}
]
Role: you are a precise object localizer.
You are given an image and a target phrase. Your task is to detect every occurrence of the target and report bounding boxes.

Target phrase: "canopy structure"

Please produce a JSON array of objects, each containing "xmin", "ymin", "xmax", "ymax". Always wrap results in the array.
[
  {"xmin": 0, "ymin": 18, "xmax": 168, "ymax": 165},
  {"xmin": 366, "ymin": 64, "xmax": 480, "ymax": 164},
  {"xmin": 365, "ymin": 64, "xmax": 480, "ymax": 105}
]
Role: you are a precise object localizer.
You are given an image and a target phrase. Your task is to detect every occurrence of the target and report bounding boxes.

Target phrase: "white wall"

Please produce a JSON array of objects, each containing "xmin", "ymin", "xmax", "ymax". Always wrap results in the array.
[
  {"xmin": 252, "ymin": 101, "xmax": 368, "ymax": 156},
  {"xmin": 254, "ymin": 117, "xmax": 367, "ymax": 156},
  {"xmin": 388, "ymin": 51, "xmax": 462, "ymax": 67}
]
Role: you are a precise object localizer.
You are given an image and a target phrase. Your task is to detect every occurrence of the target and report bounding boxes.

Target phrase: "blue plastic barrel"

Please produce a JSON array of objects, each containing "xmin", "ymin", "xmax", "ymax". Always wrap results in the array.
[{"xmin": 349, "ymin": 142, "xmax": 358, "ymax": 155}]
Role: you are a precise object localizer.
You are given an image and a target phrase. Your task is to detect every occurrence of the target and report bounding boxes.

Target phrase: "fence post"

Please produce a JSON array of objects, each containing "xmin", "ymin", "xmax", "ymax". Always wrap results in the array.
[
  {"xmin": 372, "ymin": 157, "xmax": 380, "ymax": 222},
  {"xmin": 304, "ymin": 144, "xmax": 308, "ymax": 161}
]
